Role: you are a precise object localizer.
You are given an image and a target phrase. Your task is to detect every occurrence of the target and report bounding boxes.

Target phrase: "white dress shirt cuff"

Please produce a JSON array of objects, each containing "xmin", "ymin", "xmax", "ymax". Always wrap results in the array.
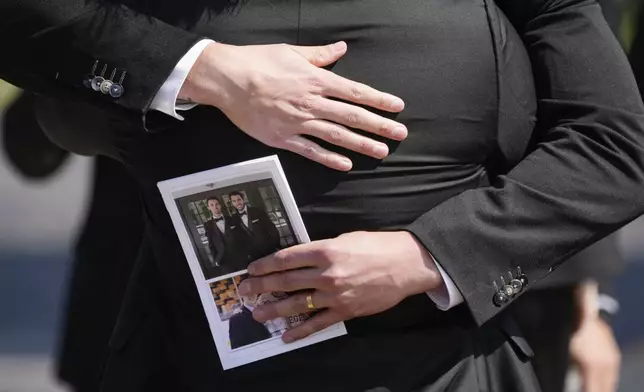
[
  {"xmin": 149, "ymin": 39, "xmax": 214, "ymax": 120},
  {"xmin": 426, "ymin": 259, "xmax": 465, "ymax": 310}
]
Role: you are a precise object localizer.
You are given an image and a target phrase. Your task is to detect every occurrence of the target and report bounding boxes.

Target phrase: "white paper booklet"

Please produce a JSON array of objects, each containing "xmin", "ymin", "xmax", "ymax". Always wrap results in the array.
[{"xmin": 157, "ymin": 155, "xmax": 347, "ymax": 370}]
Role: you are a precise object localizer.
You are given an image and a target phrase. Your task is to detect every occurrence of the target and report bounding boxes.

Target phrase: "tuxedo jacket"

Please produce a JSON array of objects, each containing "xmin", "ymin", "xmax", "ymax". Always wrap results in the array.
[
  {"xmin": 202, "ymin": 216, "xmax": 246, "ymax": 277},
  {"xmin": 228, "ymin": 306, "xmax": 272, "ymax": 350},
  {"xmin": 3, "ymin": 1, "xmax": 644, "ymax": 391},
  {"xmin": 235, "ymin": 206, "xmax": 281, "ymax": 261}
]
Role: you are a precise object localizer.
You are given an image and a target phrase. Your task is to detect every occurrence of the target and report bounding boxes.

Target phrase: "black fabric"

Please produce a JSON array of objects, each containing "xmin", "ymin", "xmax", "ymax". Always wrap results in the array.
[
  {"xmin": 407, "ymin": 0, "xmax": 644, "ymax": 324},
  {"xmin": 3, "ymin": 0, "xmax": 644, "ymax": 391},
  {"xmin": 0, "ymin": 1, "xmax": 202, "ymax": 120},
  {"xmin": 228, "ymin": 306, "xmax": 272, "ymax": 350},
  {"xmin": 55, "ymin": 156, "xmax": 144, "ymax": 392},
  {"xmin": 525, "ymin": 0, "xmax": 625, "ymax": 291},
  {"xmin": 236, "ymin": 206, "xmax": 281, "ymax": 261},
  {"xmin": 512, "ymin": 287, "xmax": 577, "ymax": 392},
  {"xmin": 534, "ymin": 233, "xmax": 623, "ymax": 289},
  {"xmin": 1, "ymin": 92, "xmax": 70, "ymax": 178},
  {"xmin": 202, "ymin": 217, "xmax": 247, "ymax": 278}
]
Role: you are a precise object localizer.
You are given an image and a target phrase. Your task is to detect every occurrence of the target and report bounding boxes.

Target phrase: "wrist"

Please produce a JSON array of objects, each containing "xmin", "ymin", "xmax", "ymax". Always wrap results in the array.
[
  {"xmin": 394, "ymin": 231, "xmax": 443, "ymax": 297},
  {"xmin": 178, "ymin": 41, "xmax": 232, "ymax": 110}
]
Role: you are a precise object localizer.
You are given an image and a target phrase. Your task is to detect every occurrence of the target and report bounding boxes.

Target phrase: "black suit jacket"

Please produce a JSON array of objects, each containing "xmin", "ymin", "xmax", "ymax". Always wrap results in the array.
[
  {"xmin": 228, "ymin": 306, "xmax": 272, "ymax": 350},
  {"xmin": 3, "ymin": 1, "xmax": 644, "ymax": 391},
  {"xmin": 236, "ymin": 206, "xmax": 281, "ymax": 261},
  {"xmin": 203, "ymin": 217, "xmax": 246, "ymax": 277}
]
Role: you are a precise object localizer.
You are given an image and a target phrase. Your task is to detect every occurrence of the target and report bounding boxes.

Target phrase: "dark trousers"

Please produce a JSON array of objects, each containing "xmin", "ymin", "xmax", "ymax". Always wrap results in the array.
[
  {"xmin": 56, "ymin": 156, "xmax": 143, "ymax": 392},
  {"xmin": 512, "ymin": 287, "xmax": 577, "ymax": 392}
]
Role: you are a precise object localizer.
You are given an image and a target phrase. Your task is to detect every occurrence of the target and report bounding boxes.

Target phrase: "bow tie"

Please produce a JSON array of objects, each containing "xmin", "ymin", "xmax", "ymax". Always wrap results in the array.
[
  {"xmin": 240, "ymin": 211, "xmax": 247, "ymax": 216},
  {"xmin": 214, "ymin": 217, "xmax": 224, "ymax": 222}
]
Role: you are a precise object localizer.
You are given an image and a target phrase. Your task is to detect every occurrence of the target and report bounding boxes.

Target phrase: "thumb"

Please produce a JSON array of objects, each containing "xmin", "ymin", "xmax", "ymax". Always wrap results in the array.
[{"xmin": 291, "ymin": 41, "xmax": 347, "ymax": 67}]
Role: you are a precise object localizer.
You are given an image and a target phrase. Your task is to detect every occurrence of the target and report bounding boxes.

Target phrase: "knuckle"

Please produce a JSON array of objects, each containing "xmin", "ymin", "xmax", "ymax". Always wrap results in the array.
[
  {"xmin": 276, "ymin": 273, "xmax": 292, "ymax": 291},
  {"xmin": 294, "ymin": 96, "xmax": 316, "ymax": 112},
  {"xmin": 295, "ymin": 293, "xmax": 308, "ymax": 309},
  {"xmin": 317, "ymin": 244, "xmax": 340, "ymax": 262},
  {"xmin": 350, "ymin": 85, "xmax": 363, "ymax": 100},
  {"xmin": 379, "ymin": 94, "xmax": 387, "ymax": 109},
  {"xmin": 307, "ymin": 74, "xmax": 326, "ymax": 91},
  {"xmin": 303, "ymin": 145, "xmax": 317, "ymax": 158},
  {"xmin": 379, "ymin": 122, "xmax": 390, "ymax": 136},
  {"xmin": 334, "ymin": 296, "xmax": 354, "ymax": 317},
  {"xmin": 316, "ymin": 49, "xmax": 328, "ymax": 63},
  {"xmin": 310, "ymin": 317, "xmax": 328, "ymax": 331},
  {"xmin": 345, "ymin": 111, "xmax": 359, "ymax": 126},
  {"xmin": 317, "ymin": 272, "xmax": 338, "ymax": 289},
  {"xmin": 327, "ymin": 128, "xmax": 343, "ymax": 143},
  {"xmin": 274, "ymin": 250, "xmax": 292, "ymax": 270},
  {"xmin": 359, "ymin": 140, "xmax": 372, "ymax": 154},
  {"xmin": 267, "ymin": 130, "xmax": 286, "ymax": 147}
]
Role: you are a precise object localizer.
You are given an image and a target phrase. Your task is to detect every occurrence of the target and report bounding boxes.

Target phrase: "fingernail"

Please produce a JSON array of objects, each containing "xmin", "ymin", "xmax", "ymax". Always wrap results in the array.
[
  {"xmin": 283, "ymin": 335, "xmax": 295, "ymax": 343},
  {"xmin": 374, "ymin": 144, "xmax": 389, "ymax": 158},
  {"xmin": 339, "ymin": 158, "xmax": 352, "ymax": 171},
  {"xmin": 247, "ymin": 264, "xmax": 256, "ymax": 275},
  {"xmin": 393, "ymin": 125, "xmax": 408, "ymax": 139},
  {"xmin": 332, "ymin": 41, "xmax": 347, "ymax": 54},
  {"xmin": 390, "ymin": 97, "xmax": 405, "ymax": 111},
  {"xmin": 238, "ymin": 283, "xmax": 249, "ymax": 295}
]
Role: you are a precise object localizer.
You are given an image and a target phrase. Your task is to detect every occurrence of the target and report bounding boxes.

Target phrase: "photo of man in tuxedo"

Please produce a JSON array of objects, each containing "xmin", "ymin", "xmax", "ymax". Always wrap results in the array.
[
  {"xmin": 202, "ymin": 196, "xmax": 246, "ymax": 279},
  {"xmin": 229, "ymin": 190, "xmax": 281, "ymax": 262}
]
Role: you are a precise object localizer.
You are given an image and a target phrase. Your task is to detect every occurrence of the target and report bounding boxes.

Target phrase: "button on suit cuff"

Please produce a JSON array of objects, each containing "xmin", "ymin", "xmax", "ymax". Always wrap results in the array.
[
  {"xmin": 426, "ymin": 259, "xmax": 465, "ymax": 310},
  {"xmin": 150, "ymin": 39, "xmax": 214, "ymax": 120}
]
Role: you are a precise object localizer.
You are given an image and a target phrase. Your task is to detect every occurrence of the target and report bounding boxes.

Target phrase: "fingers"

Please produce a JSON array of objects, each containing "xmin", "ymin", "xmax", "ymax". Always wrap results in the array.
[
  {"xmin": 314, "ymin": 98, "xmax": 407, "ymax": 142},
  {"xmin": 248, "ymin": 242, "xmax": 329, "ymax": 276},
  {"xmin": 282, "ymin": 310, "xmax": 343, "ymax": 343},
  {"xmin": 290, "ymin": 41, "xmax": 348, "ymax": 67},
  {"xmin": 252, "ymin": 291, "xmax": 329, "ymax": 323},
  {"xmin": 282, "ymin": 136, "xmax": 353, "ymax": 171},
  {"xmin": 239, "ymin": 268, "xmax": 321, "ymax": 296},
  {"xmin": 320, "ymin": 69, "xmax": 405, "ymax": 114},
  {"xmin": 303, "ymin": 119, "xmax": 389, "ymax": 159}
]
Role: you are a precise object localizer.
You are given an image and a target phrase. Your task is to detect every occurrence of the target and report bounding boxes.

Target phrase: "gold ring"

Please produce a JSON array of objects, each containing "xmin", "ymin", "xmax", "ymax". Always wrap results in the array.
[{"xmin": 306, "ymin": 293, "xmax": 316, "ymax": 310}]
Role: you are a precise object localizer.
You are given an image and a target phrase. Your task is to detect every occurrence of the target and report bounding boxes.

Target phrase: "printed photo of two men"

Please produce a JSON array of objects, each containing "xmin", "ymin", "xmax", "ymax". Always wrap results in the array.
[
  {"xmin": 175, "ymin": 178, "xmax": 305, "ymax": 351},
  {"xmin": 177, "ymin": 178, "xmax": 298, "ymax": 281}
]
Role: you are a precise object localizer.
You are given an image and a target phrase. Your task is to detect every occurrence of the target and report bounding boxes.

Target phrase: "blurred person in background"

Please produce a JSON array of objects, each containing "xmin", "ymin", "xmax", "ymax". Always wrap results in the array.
[
  {"xmin": 1, "ymin": 90, "xmax": 144, "ymax": 392},
  {"xmin": 513, "ymin": 238, "xmax": 623, "ymax": 392},
  {"xmin": 3, "ymin": 1, "xmax": 644, "ymax": 391}
]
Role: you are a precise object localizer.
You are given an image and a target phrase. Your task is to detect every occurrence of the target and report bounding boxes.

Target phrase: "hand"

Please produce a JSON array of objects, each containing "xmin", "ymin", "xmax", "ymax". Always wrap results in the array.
[
  {"xmin": 237, "ymin": 231, "xmax": 442, "ymax": 342},
  {"xmin": 180, "ymin": 41, "xmax": 408, "ymax": 171},
  {"xmin": 570, "ymin": 316, "xmax": 621, "ymax": 392}
]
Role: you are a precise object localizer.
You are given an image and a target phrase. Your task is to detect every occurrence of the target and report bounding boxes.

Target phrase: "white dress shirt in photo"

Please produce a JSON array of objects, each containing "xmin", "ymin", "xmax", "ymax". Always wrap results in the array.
[
  {"xmin": 238, "ymin": 206, "xmax": 249, "ymax": 228},
  {"xmin": 213, "ymin": 214, "xmax": 226, "ymax": 233}
]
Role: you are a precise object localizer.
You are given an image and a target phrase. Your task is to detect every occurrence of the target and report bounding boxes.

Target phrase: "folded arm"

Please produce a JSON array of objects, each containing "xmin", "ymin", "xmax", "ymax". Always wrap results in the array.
[
  {"xmin": 0, "ymin": 1, "xmax": 201, "ymax": 117},
  {"xmin": 406, "ymin": 0, "xmax": 644, "ymax": 325}
]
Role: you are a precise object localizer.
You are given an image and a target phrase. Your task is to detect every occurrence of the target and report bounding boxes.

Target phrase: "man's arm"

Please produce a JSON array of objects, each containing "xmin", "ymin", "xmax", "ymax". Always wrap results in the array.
[
  {"xmin": 0, "ymin": 1, "xmax": 201, "ymax": 118},
  {"xmin": 257, "ymin": 208, "xmax": 280, "ymax": 248},
  {"xmin": 570, "ymin": 280, "xmax": 621, "ymax": 392},
  {"xmin": 406, "ymin": 0, "xmax": 644, "ymax": 325},
  {"xmin": 204, "ymin": 222, "xmax": 223, "ymax": 266}
]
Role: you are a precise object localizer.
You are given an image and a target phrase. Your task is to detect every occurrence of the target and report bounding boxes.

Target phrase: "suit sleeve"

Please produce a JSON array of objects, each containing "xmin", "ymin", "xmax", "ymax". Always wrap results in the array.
[
  {"xmin": 262, "ymin": 209, "xmax": 281, "ymax": 247},
  {"xmin": 406, "ymin": 0, "xmax": 644, "ymax": 325},
  {"xmin": 0, "ymin": 1, "xmax": 201, "ymax": 124},
  {"xmin": 204, "ymin": 222, "xmax": 223, "ymax": 266}
]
